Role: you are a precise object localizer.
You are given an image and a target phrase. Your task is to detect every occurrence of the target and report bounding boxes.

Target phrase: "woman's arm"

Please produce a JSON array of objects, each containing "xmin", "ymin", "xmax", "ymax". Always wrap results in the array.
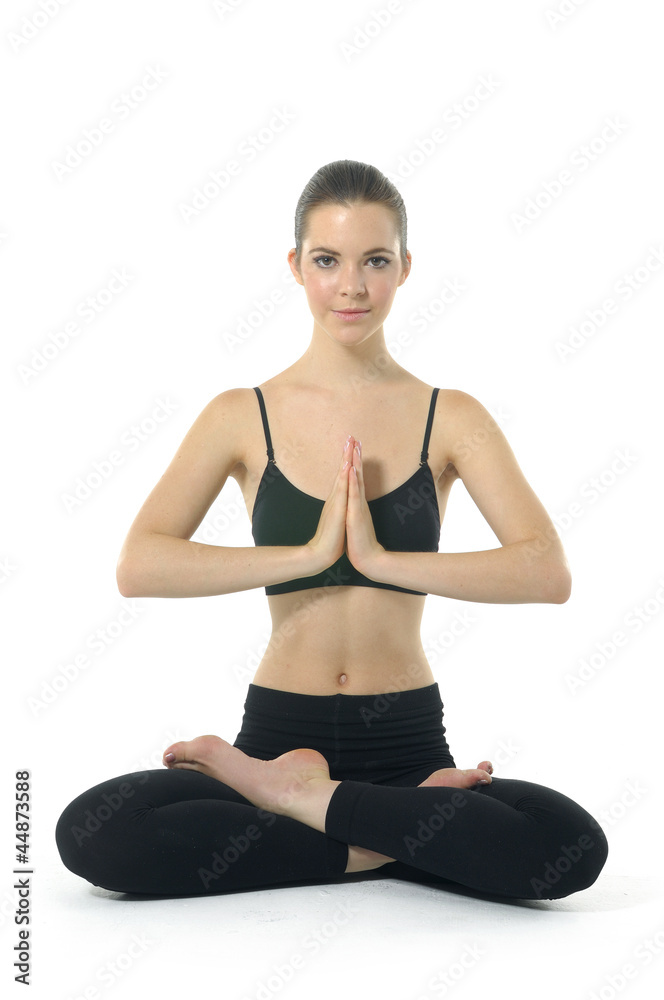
[
  {"xmin": 349, "ymin": 390, "xmax": 571, "ymax": 604},
  {"xmin": 116, "ymin": 389, "xmax": 315, "ymax": 598}
]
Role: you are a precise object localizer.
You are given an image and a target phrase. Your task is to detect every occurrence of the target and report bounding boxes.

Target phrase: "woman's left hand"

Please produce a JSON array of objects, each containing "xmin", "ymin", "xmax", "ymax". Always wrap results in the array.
[{"xmin": 345, "ymin": 438, "xmax": 387, "ymax": 576}]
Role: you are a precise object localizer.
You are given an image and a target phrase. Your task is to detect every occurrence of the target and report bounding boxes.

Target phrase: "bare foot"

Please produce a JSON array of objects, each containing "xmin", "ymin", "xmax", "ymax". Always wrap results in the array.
[
  {"xmin": 346, "ymin": 759, "xmax": 495, "ymax": 872},
  {"xmin": 163, "ymin": 735, "xmax": 339, "ymax": 833},
  {"xmin": 345, "ymin": 845, "xmax": 396, "ymax": 873},
  {"xmin": 418, "ymin": 760, "xmax": 493, "ymax": 789},
  {"xmin": 163, "ymin": 735, "xmax": 396, "ymax": 873}
]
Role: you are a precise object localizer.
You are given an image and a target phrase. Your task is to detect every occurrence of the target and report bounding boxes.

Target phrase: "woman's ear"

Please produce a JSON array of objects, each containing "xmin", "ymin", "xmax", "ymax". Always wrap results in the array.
[{"xmin": 287, "ymin": 248, "xmax": 304, "ymax": 287}]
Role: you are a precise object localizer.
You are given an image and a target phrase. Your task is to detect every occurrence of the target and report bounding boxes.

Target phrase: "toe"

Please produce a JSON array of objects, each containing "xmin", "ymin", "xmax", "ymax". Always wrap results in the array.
[
  {"xmin": 162, "ymin": 735, "xmax": 216, "ymax": 769},
  {"xmin": 466, "ymin": 767, "xmax": 492, "ymax": 786},
  {"xmin": 162, "ymin": 740, "xmax": 188, "ymax": 767}
]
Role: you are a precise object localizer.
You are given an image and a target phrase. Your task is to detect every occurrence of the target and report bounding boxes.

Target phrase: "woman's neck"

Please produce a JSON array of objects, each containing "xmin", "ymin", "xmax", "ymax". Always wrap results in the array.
[{"xmin": 289, "ymin": 330, "xmax": 406, "ymax": 393}]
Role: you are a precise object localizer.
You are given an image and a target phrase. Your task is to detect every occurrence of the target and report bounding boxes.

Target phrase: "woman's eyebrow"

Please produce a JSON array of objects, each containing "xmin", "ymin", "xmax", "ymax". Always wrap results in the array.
[{"xmin": 306, "ymin": 246, "xmax": 395, "ymax": 256}]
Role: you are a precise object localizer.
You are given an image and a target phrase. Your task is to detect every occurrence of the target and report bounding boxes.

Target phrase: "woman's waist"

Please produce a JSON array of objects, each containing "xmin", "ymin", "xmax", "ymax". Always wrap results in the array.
[
  {"xmin": 256, "ymin": 622, "xmax": 432, "ymax": 695},
  {"xmin": 233, "ymin": 680, "xmax": 449, "ymax": 758},
  {"xmin": 251, "ymin": 655, "xmax": 435, "ymax": 696}
]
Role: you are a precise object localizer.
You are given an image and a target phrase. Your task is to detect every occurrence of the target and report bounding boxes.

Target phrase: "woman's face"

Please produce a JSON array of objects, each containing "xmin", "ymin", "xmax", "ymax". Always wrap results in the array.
[{"xmin": 289, "ymin": 201, "xmax": 411, "ymax": 346}]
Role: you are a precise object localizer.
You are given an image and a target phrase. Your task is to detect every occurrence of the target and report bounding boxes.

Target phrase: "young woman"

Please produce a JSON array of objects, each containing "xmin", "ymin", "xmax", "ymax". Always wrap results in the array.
[{"xmin": 56, "ymin": 160, "xmax": 608, "ymax": 900}]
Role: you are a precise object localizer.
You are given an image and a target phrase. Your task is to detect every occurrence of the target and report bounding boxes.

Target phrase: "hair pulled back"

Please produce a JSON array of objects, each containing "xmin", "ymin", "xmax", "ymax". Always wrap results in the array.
[{"xmin": 293, "ymin": 159, "xmax": 408, "ymax": 269}]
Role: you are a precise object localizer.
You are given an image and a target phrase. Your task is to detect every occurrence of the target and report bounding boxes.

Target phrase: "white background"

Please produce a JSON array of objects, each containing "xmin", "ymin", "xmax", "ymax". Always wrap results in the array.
[{"xmin": 2, "ymin": 1, "xmax": 662, "ymax": 998}]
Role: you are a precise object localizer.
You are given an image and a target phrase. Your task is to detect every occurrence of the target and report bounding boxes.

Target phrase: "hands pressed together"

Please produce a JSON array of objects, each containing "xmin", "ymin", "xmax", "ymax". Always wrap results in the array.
[{"xmin": 305, "ymin": 434, "xmax": 387, "ymax": 578}]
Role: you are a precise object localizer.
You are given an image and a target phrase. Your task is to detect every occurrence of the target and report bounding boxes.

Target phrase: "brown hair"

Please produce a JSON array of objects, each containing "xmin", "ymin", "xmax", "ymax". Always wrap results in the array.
[{"xmin": 293, "ymin": 159, "xmax": 408, "ymax": 269}]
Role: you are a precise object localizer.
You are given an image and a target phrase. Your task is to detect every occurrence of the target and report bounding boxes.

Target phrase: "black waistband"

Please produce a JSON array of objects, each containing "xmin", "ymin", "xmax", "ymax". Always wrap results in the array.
[
  {"xmin": 232, "ymin": 682, "xmax": 455, "ymax": 783},
  {"xmin": 242, "ymin": 681, "xmax": 443, "ymax": 721}
]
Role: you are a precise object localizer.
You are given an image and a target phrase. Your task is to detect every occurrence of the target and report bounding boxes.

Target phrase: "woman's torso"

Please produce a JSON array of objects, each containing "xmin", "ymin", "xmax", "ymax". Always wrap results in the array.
[{"xmin": 230, "ymin": 371, "xmax": 458, "ymax": 695}]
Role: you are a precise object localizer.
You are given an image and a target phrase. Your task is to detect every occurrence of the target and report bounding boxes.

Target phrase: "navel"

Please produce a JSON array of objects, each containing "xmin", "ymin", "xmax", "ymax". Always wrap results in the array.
[{"xmin": 338, "ymin": 673, "xmax": 347, "ymax": 686}]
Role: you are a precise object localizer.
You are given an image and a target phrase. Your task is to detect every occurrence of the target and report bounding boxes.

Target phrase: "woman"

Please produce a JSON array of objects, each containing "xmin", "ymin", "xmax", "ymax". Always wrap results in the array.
[{"xmin": 56, "ymin": 160, "xmax": 608, "ymax": 900}]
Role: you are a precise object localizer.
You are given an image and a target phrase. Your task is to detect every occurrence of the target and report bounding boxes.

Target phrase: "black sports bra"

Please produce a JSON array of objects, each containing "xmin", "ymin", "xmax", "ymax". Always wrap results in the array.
[{"xmin": 251, "ymin": 386, "xmax": 442, "ymax": 596}]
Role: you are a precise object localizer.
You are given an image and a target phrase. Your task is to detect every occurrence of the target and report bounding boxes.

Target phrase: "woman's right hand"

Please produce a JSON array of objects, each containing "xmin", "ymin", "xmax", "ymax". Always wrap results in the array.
[{"xmin": 303, "ymin": 436, "xmax": 354, "ymax": 575}]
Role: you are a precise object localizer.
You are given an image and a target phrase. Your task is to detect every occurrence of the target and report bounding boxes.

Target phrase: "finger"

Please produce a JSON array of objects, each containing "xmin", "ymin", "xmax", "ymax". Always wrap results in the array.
[
  {"xmin": 350, "ymin": 441, "xmax": 362, "ymax": 488},
  {"xmin": 339, "ymin": 441, "xmax": 354, "ymax": 500}
]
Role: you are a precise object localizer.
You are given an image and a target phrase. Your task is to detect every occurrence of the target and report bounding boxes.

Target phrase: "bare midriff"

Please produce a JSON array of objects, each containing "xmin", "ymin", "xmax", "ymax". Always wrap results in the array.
[{"xmin": 251, "ymin": 584, "xmax": 436, "ymax": 696}]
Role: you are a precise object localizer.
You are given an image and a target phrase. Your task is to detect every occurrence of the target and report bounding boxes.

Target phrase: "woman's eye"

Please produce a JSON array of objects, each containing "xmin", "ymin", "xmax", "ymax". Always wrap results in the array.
[{"xmin": 312, "ymin": 256, "xmax": 389, "ymax": 268}]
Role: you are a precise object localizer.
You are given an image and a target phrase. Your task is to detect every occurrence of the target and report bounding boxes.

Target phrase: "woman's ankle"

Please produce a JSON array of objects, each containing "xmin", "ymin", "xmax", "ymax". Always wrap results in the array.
[{"xmin": 345, "ymin": 845, "xmax": 396, "ymax": 873}]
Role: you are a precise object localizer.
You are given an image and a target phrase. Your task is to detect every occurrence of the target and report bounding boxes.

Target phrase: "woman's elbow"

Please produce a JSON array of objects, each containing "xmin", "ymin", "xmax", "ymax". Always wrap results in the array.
[
  {"xmin": 545, "ymin": 560, "xmax": 572, "ymax": 604},
  {"xmin": 116, "ymin": 554, "xmax": 142, "ymax": 598}
]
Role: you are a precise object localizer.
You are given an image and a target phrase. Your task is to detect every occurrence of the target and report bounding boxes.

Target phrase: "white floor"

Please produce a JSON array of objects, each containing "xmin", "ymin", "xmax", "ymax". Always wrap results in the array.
[{"xmin": 30, "ymin": 861, "xmax": 663, "ymax": 1000}]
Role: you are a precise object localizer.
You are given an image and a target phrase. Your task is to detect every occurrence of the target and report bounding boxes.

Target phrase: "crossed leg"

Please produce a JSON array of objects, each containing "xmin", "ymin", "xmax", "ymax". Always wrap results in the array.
[
  {"xmin": 163, "ymin": 736, "xmax": 494, "ymax": 873},
  {"xmin": 162, "ymin": 735, "xmax": 607, "ymax": 899}
]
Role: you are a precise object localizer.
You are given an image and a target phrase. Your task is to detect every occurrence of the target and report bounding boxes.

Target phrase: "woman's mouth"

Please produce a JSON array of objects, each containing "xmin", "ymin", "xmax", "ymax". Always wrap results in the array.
[{"xmin": 332, "ymin": 309, "xmax": 370, "ymax": 322}]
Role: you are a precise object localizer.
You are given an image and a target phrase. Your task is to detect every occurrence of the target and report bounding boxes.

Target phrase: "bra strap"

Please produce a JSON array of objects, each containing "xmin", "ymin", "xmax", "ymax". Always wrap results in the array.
[
  {"xmin": 253, "ymin": 387, "xmax": 275, "ymax": 463},
  {"xmin": 420, "ymin": 387, "xmax": 440, "ymax": 465}
]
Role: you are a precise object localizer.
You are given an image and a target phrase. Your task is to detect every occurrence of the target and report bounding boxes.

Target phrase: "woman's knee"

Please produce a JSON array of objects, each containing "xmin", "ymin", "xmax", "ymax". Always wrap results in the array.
[
  {"xmin": 526, "ymin": 811, "xmax": 609, "ymax": 900},
  {"xmin": 55, "ymin": 771, "xmax": 154, "ymax": 883}
]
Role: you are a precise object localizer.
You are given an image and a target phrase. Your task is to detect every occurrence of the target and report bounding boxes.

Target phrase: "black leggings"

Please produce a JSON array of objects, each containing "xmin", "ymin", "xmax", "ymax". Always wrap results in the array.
[{"xmin": 55, "ymin": 683, "xmax": 608, "ymax": 900}]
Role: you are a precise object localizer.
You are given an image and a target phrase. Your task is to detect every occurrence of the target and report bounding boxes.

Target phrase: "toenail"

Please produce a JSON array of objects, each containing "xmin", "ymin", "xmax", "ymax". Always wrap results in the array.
[{"xmin": 164, "ymin": 753, "xmax": 175, "ymax": 762}]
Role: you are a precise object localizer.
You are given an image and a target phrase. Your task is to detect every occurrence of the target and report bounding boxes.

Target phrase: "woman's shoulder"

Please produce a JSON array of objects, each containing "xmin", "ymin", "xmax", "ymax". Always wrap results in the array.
[
  {"xmin": 189, "ymin": 387, "xmax": 264, "ymax": 452},
  {"xmin": 435, "ymin": 386, "xmax": 489, "ymax": 413},
  {"xmin": 201, "ymin": 385, "xmax": 261, "ymax": 415}
]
